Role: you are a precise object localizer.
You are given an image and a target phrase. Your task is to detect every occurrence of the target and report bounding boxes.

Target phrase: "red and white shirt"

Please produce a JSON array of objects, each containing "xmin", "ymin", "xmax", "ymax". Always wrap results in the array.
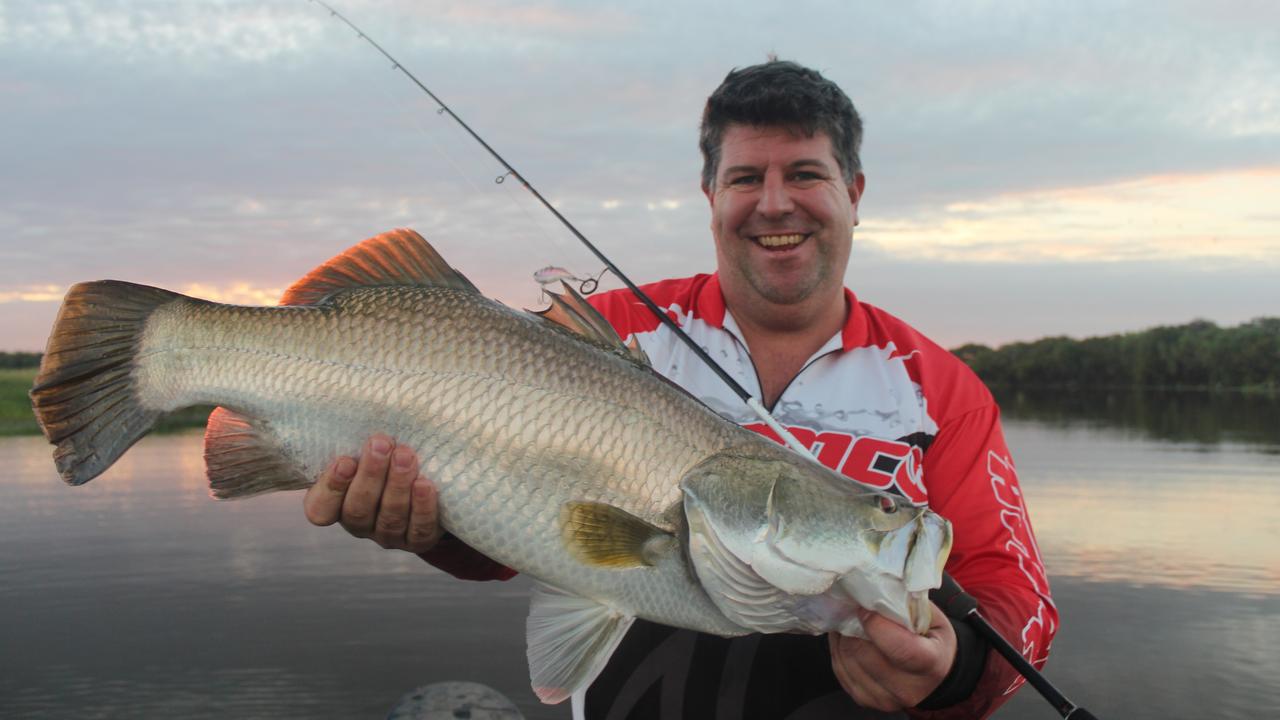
[{"xmin": 586, "ymin": 274, "xmax": 1057, "ymax": 719}]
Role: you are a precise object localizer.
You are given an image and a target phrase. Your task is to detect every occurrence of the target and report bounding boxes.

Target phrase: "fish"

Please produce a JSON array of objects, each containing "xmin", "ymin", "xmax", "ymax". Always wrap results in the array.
[{"xmin": 30, "ymin": 228, "xmax": 952, "ymax": 710}]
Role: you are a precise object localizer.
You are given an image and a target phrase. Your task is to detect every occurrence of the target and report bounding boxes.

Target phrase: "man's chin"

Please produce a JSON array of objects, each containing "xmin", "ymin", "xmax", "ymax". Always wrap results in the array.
[{"xmin": 745, "ymin": 276, "xmax": 823, "ymax": 306}]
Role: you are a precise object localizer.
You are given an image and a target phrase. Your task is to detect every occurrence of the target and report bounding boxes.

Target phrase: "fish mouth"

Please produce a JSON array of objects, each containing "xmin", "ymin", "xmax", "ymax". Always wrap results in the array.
[
  {"xmin": 833, "ymin": 508, "xmax": 952, "ymax": 635},
  {"xmin": 751, "ymin": 233, "xmax": 810, "ymax": 251}
]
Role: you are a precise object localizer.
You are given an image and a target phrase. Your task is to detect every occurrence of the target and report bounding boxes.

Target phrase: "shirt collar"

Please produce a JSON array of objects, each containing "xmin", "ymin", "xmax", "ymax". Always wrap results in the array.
[{"xmin": 697, "ymin": 272, "xmax": 867, "ymax": 352}]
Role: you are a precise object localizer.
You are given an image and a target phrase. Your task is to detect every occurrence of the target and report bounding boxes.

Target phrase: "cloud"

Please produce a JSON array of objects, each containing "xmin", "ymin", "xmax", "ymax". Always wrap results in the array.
[
  {"xmin": 0, "ymin": 1, "xmax": 327, "ymax": 63},
  {"xmin": 861, "ymin": 167, "xmax": 1280, "ymax": 263},
  {"xmin": 178, "ymin": 282, "xmax": 286, "ymax": 306},
  {"xmin": 0, "ymin": 284, "xmax": 65, "ymax": 303}
]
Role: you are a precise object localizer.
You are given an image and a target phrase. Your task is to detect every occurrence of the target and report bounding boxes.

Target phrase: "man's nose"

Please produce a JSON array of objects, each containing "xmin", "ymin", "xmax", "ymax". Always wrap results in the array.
[{"xmin": 756, "ymin": 172, "xmax": 794, "ymax": 217}]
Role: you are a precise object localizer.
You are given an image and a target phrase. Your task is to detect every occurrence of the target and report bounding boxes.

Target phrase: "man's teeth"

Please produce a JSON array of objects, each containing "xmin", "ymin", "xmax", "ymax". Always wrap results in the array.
[{"xmin": 756, "ymin": 233, "xmax": 805, "ymax": 247}]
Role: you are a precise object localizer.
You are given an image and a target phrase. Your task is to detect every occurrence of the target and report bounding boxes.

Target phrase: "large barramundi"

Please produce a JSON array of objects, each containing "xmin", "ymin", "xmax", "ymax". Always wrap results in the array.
[{"xmin": 30, "ymin": 229, "xmax": 951, "ymax": 710}]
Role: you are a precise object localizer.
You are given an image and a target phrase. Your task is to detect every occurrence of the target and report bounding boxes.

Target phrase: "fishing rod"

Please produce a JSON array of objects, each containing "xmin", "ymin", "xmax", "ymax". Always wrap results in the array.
[
  {"xmin": 308, "ymin": 3, "xmax": 1100, "ymax": 718},
  {"xmin": 307, "ymin": 0, "xmax": 807, "ymax": 457}
]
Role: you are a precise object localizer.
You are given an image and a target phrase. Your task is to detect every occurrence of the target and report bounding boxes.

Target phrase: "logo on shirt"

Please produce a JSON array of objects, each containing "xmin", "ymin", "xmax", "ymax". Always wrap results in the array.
[{"xmin": 742, "ymin": 423, "xmax": 929, "ymax": 505}]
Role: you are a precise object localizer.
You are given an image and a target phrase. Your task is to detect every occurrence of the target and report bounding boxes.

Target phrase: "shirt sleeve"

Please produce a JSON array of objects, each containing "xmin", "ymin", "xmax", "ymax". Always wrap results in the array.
[
  {"xmin": 908, "ymin": 403, "xmax": 1058, "ymax": 719},
  {"xmin": 418, "ymin": 534, "xmax": 517, "ymax": 582}
]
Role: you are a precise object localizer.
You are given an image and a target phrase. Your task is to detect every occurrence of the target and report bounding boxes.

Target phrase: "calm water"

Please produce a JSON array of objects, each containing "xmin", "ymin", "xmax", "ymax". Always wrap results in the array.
[{"xmin": 2, "ymin": 391, "xmax": 1277, "ymax": 719}]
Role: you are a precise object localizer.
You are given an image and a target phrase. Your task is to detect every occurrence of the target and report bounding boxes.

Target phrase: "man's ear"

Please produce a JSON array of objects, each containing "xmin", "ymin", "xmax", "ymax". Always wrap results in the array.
[{"xmin": 849, "ymin": 172, "xmax": 866, "ymax": 226}]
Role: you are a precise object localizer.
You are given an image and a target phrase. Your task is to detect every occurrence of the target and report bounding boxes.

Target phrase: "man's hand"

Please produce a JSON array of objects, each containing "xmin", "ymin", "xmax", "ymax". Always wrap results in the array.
[
  {"xmin": 302, "ymin": 434, "xmax": 443, "ymax": 553},
  {"xmin": 828, "ymin": 602, "xmax": 957, "ymax": 711}
]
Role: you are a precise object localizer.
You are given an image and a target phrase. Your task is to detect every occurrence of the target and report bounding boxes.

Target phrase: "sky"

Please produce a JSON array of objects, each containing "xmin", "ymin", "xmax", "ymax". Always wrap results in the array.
[{"xmin": 1, "ymin": 0, "xmax": 1277, "ymax": 351}]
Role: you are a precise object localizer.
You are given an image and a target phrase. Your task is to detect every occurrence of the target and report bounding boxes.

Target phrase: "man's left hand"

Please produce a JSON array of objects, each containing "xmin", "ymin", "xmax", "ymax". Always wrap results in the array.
[{"xmin": 828, "ymin": 602, "xmax": 956, "ymax": 711}]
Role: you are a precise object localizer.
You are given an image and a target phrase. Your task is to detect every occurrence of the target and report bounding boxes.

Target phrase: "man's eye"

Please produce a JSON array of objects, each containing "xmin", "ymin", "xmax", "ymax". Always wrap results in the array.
[
  {"xmin": 791, "ymin": 171, "xmax": 823, "ymax": 182},
  {"xmin": 727, "ymin": 175, "xmax": 760, "ymax": 186}
]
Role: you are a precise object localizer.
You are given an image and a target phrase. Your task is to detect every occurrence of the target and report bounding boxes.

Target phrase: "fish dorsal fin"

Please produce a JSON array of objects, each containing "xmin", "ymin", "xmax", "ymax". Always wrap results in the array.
[
  {"xmin": 532, "ymin": 283, "xmax": 650, "ymax": 366},
  {"xmin": 204, "ymin": 407, "xmax": 310, "ymax": 499},
  {"xmin": 280, "ymin": 228, "xmax": 478, "ymax": 305},
  {"xmin": 560, "ymin": 501, "xmax": 674, "ymax": 569},
  {"xmin": 527, "ymin": 582, "xmax": 636, "ymax": 706}
]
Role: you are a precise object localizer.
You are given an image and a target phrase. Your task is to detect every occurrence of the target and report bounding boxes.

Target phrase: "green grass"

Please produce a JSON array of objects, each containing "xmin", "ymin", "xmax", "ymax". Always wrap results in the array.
[
  {"xmin": 0, "ymin": 367, "xmax": 211, "ymax": 437},
  {"xmin": 0, "ymin": 368, "xmax": 38, "ymax": 436}
]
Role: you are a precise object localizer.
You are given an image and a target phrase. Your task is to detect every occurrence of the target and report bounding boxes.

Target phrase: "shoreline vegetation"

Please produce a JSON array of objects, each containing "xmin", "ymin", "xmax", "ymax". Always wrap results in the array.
[
  {"xmin": 2, "ymin": 366, "xmax": 213, "ymax": 437},
  {"xmin": 954, "ymin": 317, "xmax": 1278, "ymax": 394},
  {"xmin": 3, "ymin": 317, "xmax": 1275, "ymax": 437}
]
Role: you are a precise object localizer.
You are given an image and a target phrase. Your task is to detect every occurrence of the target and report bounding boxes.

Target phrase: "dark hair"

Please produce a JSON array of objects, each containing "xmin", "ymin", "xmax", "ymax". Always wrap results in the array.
[{"xmin": 699, "ymin": 60, "xmax": 863, "ymax": 189}]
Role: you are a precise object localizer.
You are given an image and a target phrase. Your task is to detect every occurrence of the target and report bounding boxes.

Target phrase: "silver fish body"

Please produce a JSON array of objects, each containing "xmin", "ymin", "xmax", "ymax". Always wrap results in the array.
[{"xmin": 31, "ymin": 229, "xmax": 952, "ymax": 707}]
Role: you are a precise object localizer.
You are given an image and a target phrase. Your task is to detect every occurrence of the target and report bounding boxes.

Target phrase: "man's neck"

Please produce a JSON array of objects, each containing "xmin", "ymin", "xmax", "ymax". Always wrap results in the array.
[{"xmin": 725, "ymin": 288, "xmax": 848, "ymax": 409}]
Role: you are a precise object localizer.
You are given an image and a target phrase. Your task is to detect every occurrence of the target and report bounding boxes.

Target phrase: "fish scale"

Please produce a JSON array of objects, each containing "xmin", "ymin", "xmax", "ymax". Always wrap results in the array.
[{"xmin": 30, "ymin": 229, "xmax": 951, "ymax": 709}]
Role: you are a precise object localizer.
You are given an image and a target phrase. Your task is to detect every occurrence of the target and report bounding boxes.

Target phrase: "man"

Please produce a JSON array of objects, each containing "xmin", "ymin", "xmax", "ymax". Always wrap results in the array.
[{"xmin": 303, "ymin": 61, "xmax": 1056, "ymax": 718}]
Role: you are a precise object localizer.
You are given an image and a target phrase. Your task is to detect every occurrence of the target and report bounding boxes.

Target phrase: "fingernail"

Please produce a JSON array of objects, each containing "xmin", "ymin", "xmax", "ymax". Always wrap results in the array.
[
  {"xmin": 370, "ymin": 437, "xmax": 392, "ymax": 457},
  {"xmin": 413, "ymin": 475, "xmax": 432, "ymax": 498},
  {"xmin": 335, "ymin": 457, "xmax": 357, "ymax": 480},
  {"xmin": 393, "ymin": 446, "xmax": 415, "ymax": 470}
]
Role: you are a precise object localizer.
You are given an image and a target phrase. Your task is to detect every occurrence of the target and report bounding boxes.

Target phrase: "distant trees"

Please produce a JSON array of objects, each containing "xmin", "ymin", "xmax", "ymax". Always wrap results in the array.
[
  {"xmin": 0, "ymin": 352, "xmax": 41, "ymax": 368},
  {"xmin": 954, "ymin": 317, "xmax": 1280, "ymax": 390}
]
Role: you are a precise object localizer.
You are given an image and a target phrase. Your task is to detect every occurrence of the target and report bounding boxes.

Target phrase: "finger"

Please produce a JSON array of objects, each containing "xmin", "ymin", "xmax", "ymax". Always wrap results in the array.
[
  {"xmin": 303, "ymin": 456, "xmax": 357, "ymax": 526},
  {"xmin": 860, "ymin": 609, "xmax": 936, "ymax": 673},
  {"xmin": 405, "ymin": 475, "xmax": 444, "ymax": 553},
  {"xmin": 341, "ymin": 434, "xmax": 394, "ymax": 537},
  {"xmin": 829, "ymin": 634, "xmax": 902, "ymax": 712},
  {"xmin": 372, "ymin": 444, "xmax": 418, "ymax": 549}
]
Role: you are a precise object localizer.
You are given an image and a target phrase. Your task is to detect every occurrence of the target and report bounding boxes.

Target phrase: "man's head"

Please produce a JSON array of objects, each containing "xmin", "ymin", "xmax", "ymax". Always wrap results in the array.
[
  {"xmin": 699, "ymin": 60, "xmax": 866, "ymax": 321},
  {"xmin": 699, "ymin": 60, "xmax": 863, "ymax": 192}
]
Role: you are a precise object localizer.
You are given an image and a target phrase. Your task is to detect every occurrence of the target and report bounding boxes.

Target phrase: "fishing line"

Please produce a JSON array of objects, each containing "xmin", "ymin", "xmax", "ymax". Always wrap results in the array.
[
  {"xmin": 307, "ymin": 2, "xmax": 1101, "ymax": 717},
  {"xmin": 361, "ymin": 37, "xmax": 568, "ymax": 259}
]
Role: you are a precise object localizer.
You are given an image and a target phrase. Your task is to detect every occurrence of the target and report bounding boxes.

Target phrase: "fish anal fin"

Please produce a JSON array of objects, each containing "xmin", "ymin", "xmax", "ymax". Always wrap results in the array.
[
  {"xmin": 531, "ymin": 283, "xmax": 651, "ymax": 366},
  {"xmin": 527, "ymin": 582, "xmax": 635, "ymax": 706},
  {"xmin": 560, "ymin": 501, "xmax": 672, "ymax": 569},
  {"xmin": 204, "ymin": 407, "xmax": 310, "ymax": 499},
  {"xmin": 280, "ymin": 228, "xmax": 478, "ymax": 305}
]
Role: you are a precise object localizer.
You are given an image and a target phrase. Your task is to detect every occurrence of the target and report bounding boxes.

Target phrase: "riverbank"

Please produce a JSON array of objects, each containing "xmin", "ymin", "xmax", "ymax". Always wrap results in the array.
[{"xmin": 1, "ymin": 368, "xmax": 211, "ymax": 437}]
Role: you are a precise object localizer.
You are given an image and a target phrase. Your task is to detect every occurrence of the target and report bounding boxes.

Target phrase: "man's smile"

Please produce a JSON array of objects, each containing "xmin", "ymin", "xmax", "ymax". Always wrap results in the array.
[{"xmin": 752, "ymin": 232, "xmax": 810, "ymax": 250}]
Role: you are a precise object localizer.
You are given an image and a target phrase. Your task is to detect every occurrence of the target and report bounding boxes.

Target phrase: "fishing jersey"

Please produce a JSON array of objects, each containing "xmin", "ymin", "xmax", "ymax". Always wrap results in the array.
[{"xmin": 421, "ymin": 273, "xmax": 1057, "ymax": 719}]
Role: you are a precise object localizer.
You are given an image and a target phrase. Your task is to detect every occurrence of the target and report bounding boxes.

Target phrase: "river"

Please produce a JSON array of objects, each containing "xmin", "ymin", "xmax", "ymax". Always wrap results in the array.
[{"xmin": 1, "ymin": 390, "xmax": 1276, "ymax": 719}]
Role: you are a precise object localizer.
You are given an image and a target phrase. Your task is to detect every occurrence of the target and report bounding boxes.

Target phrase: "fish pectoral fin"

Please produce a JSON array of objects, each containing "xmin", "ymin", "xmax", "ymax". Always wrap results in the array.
[
  {"xmin": 527, "ymin": 582, "xmax": 635, "ymax": 706},
  {"xmin": 529, "ymin": 284, "xmax": 651, "ymax": 367},
  {"xmin": 279, "ymin": 228, "xmax": 478, "ymax": 305},
  {"xmin": 204, "ymin": 407, "xmax": 310, "ymax": 499},
  {"xmin": 560, "ymin": 501, "xmax": 673, "ymax": 568}
]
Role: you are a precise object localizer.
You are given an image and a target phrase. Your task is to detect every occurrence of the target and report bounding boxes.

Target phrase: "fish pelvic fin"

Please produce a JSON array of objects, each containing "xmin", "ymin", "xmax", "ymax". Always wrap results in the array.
[
  {"xmin": 527, "ymin": 582, "xmax": 635, "ymax": 706},
  {"xmin": 29, "ymin": 281, "xmax": 185, "ymax": 485},
  {"xmin": 560, "ymin": 501, "xmax": 673, "ymax": 569},
  {"xmin": 280, "ymin": 228, "xmax": 478, "ymax": 305},
  {"xmin": 531, "ymin": 283, "xmax": 651, "ymax": 367},
  {"xmin": 204, "ymin": 407, "xmax": 311, "ymax": 499}
]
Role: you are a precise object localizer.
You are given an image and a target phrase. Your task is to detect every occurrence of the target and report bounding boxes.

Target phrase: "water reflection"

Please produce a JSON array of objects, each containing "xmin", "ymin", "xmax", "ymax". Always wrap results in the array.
[
  {"xmin": 1008, "ymin": 422, "xmax": 1280, "ymax": 595},
  {"xmin": 3, "ymin": 392, "xmax": 1279, "ymax": 719},
  {"xmin": 994, "ymin": 387, "xmax": 1280, "ymax": 450}
]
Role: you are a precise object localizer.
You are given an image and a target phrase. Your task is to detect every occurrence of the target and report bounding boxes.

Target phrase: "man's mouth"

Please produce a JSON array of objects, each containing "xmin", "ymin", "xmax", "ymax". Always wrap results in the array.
[{"xmin": 753, "ymin": 233, "xmax": 809, "ymax": 250}]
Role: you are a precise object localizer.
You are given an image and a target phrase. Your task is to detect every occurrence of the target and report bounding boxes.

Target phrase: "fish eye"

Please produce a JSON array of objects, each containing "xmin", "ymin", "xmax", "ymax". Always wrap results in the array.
[{"xmin": 879, "ymin": 495, "xmax": 898, "ymax": 514}]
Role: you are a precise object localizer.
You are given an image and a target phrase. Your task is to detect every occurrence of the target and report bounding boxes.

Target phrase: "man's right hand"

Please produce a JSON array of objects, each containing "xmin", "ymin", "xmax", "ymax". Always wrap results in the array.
[{"xmin": 302, "ymin": 434, "xmax": 444, "ymax": 553}]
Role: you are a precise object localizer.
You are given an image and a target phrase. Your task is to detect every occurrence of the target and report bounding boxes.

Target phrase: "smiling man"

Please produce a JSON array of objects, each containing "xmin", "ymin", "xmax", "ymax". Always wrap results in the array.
[{"xmin": 304, "ymin": 60, "xmax": 1056, "ymax": 719}]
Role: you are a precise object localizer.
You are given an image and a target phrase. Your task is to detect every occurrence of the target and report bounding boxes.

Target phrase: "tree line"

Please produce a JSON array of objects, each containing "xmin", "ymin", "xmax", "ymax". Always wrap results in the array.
[
  {"xmin": 952, "ymin": 317, "xmax": 1279, "ymax": 390},
  {"xmin": 0, "ymin": 352, "xmax": 41, "ymax": 368}
]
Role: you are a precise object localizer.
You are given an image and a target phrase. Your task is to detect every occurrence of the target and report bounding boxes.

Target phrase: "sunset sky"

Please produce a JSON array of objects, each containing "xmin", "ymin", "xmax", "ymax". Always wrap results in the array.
[{"xmin": 2, "ymin": 0, "xmax": 1277, "ymax": 351}]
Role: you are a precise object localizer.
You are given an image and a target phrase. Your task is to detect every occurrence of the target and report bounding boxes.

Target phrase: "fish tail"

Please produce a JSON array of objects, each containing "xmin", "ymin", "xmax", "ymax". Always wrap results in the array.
[{"xmin": 30, "ymin": 280, "xmax": 185, "ymax": 485}]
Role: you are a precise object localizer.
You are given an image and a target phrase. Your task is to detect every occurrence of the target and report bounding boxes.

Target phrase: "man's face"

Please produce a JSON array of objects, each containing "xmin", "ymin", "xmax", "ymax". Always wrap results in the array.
[{"xmin": 705, "ymin": 124, "xmax": 864, "ymax": 308}]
